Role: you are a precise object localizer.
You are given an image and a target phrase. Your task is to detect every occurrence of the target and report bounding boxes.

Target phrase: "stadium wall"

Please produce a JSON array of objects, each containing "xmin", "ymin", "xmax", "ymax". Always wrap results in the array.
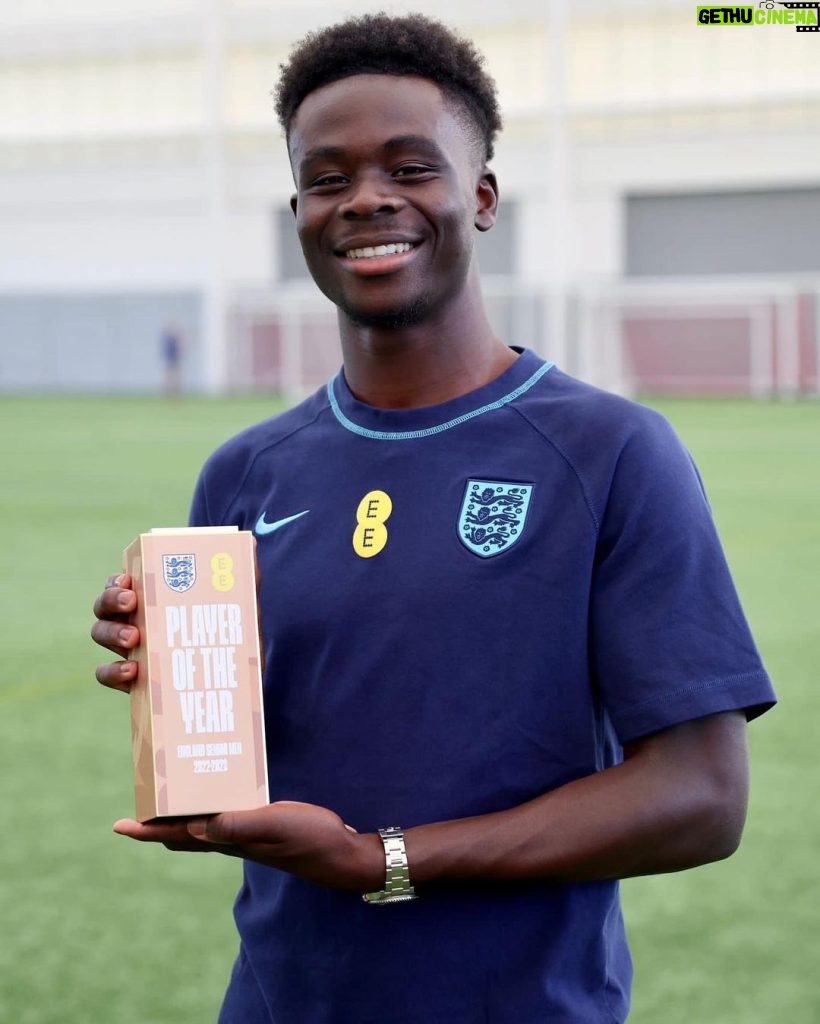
[
  {"xmin": 0, "ymin": 292, "xmax": 201, "ymax": 393},
  {"xmin": 0, "ymin": 1, "xmax": 818, "ymax": 395}
]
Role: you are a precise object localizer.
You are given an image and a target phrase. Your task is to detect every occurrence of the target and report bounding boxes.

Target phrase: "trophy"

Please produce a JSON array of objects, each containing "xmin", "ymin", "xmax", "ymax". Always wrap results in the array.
[{"xmin": 124, "ymin": 527, "xmax": 268, "ymax": 821}]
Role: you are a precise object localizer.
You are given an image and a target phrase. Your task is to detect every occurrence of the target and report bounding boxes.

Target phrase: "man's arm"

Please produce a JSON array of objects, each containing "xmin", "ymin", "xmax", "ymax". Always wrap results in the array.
[
  {"xmin": 110, "ymin": 710, "xmax": 749, "ymax": 892},
  {"xmin": 402, "ymin": 709, "xmax": 748, "ymax": 886}
]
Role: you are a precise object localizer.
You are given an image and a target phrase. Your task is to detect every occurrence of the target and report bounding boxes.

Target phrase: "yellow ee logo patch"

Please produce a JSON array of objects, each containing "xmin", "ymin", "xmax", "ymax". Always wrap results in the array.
[
  {"xmin": 353, "ymin": 490, "xmax": 392, "ymax": 558},
  {"xmin": 211, "ymin": 552, "xmax": 235, "ymax": 592}
]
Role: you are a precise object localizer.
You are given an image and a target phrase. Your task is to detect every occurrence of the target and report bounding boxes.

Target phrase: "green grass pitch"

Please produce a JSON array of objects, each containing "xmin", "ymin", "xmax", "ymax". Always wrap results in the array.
[{"xmin": 0, "ymin": 393, "xmax": 817, "ymax": 1022}]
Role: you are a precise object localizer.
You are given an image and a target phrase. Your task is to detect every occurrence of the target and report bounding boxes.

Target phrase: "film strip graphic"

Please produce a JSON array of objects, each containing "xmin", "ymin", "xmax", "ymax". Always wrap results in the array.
[{"xmin": 775, "ymin": 2, "xmax": 820, "ymax": 31}]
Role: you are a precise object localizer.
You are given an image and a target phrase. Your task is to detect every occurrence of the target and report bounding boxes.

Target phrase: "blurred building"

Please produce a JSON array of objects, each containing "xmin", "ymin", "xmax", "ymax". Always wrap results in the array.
[{"xmin": 0, "ymin": 0, "xmax": 818, "ymax": 395}]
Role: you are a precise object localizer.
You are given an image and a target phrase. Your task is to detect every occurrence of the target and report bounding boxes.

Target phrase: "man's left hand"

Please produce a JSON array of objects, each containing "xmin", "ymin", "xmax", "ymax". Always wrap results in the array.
[{"xmin": 113, "ymin": 800, "xmax": 384, "ymax": 891}]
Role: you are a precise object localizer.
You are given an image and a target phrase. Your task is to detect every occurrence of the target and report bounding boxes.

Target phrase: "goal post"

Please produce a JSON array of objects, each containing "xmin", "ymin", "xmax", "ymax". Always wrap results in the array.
[{"xmin": 573, "ymin": 279, "xmax": 816, "ymax": 398}]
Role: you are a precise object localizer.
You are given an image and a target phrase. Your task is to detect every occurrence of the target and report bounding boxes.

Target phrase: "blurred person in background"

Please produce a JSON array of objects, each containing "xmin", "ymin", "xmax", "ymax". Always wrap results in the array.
[
  {"xmin": 160, "ymin": 322, "xmax": 184, "ymax": 397},
  {"xmin": 92, "ymin": 13, "xmax": 776, "ymax": 1023}
]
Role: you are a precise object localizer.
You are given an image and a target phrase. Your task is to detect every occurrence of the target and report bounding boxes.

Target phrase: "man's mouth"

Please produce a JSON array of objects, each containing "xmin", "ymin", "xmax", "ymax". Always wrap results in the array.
[{"xmin": 343, "ymin": 242, "xmax": 414, "ymax": 260}]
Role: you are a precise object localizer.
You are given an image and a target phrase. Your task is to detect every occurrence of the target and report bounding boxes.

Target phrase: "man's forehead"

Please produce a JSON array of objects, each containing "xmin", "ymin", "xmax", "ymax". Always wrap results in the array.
[
  {"xmin": 288, "ymin": 74, "xmax": 475, "ymax": 165},
  {"xmin": 299, "ymin": 135, "xmax": 446, "ymax": 165}
]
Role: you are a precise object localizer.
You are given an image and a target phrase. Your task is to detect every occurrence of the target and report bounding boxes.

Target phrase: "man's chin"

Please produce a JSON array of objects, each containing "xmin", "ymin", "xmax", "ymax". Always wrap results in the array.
[{"xmin": 342, "ymin": 297, "xmax": 432, "ymax": 331}]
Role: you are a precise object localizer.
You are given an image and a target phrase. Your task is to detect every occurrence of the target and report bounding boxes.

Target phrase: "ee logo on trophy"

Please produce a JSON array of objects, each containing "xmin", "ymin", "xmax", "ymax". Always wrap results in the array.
[
  {"xmin": 211, "ymin": 552, "xmax": 236, "ymax": 592},
  {"xmin": 353, "ymin": 490, "xmax": 392, "ymax": 558}
]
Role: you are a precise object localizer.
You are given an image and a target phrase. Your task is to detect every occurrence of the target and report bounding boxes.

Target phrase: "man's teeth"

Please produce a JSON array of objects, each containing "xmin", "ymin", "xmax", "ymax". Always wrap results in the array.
[{"xmin": 345, "ymin": 242, "xmax": 413, "ymax": 259}]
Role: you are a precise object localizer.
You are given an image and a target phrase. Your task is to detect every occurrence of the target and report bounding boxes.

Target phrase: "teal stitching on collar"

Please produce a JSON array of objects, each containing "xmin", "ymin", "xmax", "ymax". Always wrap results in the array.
[{"xmin": 326, "ymin": 361, "xmax": 555, "ymax": 440}]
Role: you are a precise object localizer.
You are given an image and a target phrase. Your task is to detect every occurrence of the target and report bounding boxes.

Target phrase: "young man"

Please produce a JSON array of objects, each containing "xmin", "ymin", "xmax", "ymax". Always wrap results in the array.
[{"xmin": 92, "ymin": 14, "xmax": 776, "ymax": 1023}]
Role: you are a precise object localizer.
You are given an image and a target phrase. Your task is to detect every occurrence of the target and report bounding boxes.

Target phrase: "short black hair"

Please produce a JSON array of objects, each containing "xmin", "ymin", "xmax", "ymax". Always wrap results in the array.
[{"xmin": 274, "ymin": 12, "xmax": 503, "ymax": 162}]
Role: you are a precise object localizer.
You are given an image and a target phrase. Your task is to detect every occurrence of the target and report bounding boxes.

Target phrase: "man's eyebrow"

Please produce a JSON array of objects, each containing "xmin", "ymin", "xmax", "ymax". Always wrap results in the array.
[
  {"xmin": 300, "ymin": 145, "xmax": 346, "ymax": 164},
  {"xmin": 383, "ymin": 135, "xmax": 445, "ymax": 158},
  {"xmin": 300, "ymin": 137, "xmax": 445, "ymax": 164}
]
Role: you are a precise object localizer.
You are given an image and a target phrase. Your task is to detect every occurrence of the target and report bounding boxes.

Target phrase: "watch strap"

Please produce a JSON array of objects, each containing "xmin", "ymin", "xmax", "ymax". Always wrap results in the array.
[{"xmin": 362, "ymin": 827, "xmax": 417, "ymax": 905}]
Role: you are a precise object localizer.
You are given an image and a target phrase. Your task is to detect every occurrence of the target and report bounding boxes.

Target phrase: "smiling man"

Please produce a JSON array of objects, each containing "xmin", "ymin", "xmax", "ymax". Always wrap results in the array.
[
  {"xmin": 289, "ymin": 74, "xmax": 497, "ymax": 336},
  {"xmin": 92, "ymin": 14, "xmax": 775, "ymax": 1024}
]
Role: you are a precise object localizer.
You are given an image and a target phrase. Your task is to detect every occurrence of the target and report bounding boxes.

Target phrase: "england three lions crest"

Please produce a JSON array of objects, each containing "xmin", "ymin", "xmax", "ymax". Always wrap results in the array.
[
  {"xmin": 162, "ymin": 553, "xmax": 196, "ymax": 593},
  {"xmin": 458, "ymin": 481, "xmax": 533, "ymax": 558}
]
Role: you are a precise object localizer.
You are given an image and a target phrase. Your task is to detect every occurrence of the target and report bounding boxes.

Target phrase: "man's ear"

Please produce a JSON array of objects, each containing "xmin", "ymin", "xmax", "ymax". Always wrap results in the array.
[
  {"xmin": 290, "ymin": 193, "xmax": 298, "ymax": 217},
  {"xmin": 475, "ymin": 170, "xmax": 499, "ymax": 233}
]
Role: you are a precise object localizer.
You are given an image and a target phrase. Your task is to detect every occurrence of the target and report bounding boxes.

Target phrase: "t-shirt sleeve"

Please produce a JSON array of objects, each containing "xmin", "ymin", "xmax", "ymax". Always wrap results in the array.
[
  {"xmin": 590, "ymin": 411, "xmax": 776, "ymax": 744},
  {"xmin": 188, "ymin": 467, "xmax": 213, "ymax": 528}
]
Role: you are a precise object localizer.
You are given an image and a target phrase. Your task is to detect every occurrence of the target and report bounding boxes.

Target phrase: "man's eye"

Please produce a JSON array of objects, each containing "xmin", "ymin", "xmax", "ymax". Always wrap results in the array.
[
  {"xmin": 394, "ymin": 165, "xmax": 433, "ymax": 178},
  {"xmin": 311, "ymin": 174, "xmax": 347, "ymax": 188}
]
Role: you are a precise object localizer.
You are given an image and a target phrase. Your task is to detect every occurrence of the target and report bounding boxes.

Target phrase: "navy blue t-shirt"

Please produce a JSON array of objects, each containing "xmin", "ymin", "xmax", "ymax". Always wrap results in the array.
[{"xmin": 190, "ymin": 349, "xmax": 775, "ymax": 1024}]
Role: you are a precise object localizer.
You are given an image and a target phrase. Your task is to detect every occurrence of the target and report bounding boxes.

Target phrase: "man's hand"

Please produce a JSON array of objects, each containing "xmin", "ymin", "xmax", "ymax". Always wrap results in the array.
[
  {"xmin": 113, "ymin": 801, "xmax": 384, "ymax": 891},
  {"xmin": 91, "ymin": 573, "xmax": 139, "ymax": 692}
]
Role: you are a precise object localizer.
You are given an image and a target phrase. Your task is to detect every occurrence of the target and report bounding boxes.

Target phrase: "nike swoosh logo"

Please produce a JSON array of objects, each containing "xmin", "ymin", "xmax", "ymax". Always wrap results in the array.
[{"xmin": 255, "ymin": 509, "xmax": 310, "ymax": 536}]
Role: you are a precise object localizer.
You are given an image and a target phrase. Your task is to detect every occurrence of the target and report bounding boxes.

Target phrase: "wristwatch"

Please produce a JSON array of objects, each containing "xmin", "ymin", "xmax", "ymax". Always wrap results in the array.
[{"xmin": 362, "ymin": 827, "xmax": 417, "ymax": 905}]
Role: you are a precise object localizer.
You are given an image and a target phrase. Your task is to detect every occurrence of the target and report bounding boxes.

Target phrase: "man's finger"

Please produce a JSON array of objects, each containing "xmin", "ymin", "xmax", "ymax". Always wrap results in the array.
[
  {"xmin": 114, "ymin": 818, "xmax": 173, "ymax": 840},
  {"xmin": 186, "ymin": 807, "xmax": 280, "ymax": 846},
  {"xmin": 96, "ymin": 660, "xmax": 137, "ymax": 692},
  {"xmin": 91, "ymin": 618, "xmax": 139, "ymax": 654},
  {"xmin": 92, "ymin": 584, "xmax": 136, "ymax": 620},
  {"xmin": 187, "ymin": 812, "xmax": 241, "ymax": 845},
  {"xmin": 114, "ymin": 817, "xmax": 208, "ymax": 845}
]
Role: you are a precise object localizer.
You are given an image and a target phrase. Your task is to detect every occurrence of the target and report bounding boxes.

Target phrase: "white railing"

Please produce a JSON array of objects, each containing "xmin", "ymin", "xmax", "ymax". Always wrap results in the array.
[{"xmin": 226, "ymin": 276, "xmax": 820, "ymax": 399}]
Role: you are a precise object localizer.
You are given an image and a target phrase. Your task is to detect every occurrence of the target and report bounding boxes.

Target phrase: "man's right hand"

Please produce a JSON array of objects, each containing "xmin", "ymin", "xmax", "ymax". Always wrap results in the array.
[{"xmin": 91, "ymin": 573, "xmax": 139, "ymax": 693}]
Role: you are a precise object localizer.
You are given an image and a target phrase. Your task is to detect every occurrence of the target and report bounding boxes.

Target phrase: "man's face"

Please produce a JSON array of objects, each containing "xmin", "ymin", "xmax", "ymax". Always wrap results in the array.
[{"xmin": 288, "ymin": 74, "xmax": 498, "ymax": 329}]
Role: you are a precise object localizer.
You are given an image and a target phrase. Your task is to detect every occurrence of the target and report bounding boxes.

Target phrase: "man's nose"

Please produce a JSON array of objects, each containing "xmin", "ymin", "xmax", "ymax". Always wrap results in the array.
[{"xmin": 338, "ymin": 173, "xmax": 403, "ymax": 218}]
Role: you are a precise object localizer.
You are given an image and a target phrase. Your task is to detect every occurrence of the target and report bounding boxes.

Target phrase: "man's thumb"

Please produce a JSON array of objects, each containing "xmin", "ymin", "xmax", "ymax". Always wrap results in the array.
[{"xmin": 187, "ymin": 815, "xmax": 228, "ymax": 844}]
